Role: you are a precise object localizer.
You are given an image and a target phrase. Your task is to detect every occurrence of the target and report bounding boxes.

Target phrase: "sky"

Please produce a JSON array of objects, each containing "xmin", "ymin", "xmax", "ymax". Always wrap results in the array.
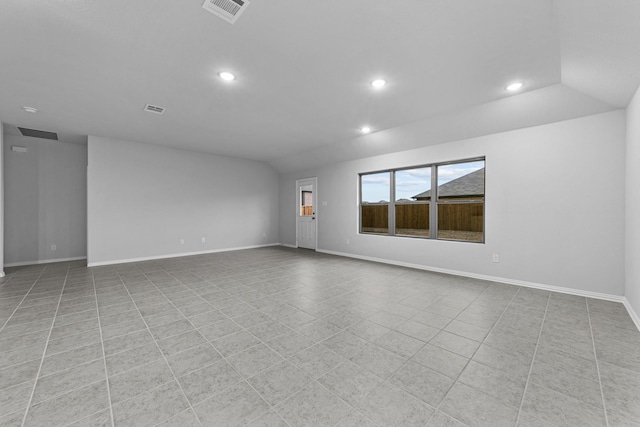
[{"xmin": 361, "ymin": 160, "xmax": 484, "ymax": 203}]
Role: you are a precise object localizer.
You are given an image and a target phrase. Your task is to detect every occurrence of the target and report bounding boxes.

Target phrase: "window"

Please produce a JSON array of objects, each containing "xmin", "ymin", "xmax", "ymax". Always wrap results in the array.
[
  {"xmin": 359, "ymin": 158, "xmax": 485, "ymax": 243},
  {"xmin": 300, "ymin": 186, "xmax": 313, "ymax": 216},
  {"xmin": 395, "ymin": 168, "xmax": 430, "ymax": 237},
  {"xmin": 360, "ymin": 172, "xmax": 390, "ymax": 234},
  {"xmin": 436, "ymin": 161, "xmax": 485, "ymax": 242}
]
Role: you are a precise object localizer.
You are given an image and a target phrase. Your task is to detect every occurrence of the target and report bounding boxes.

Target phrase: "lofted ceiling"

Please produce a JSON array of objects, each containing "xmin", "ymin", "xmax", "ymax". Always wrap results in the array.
[{"xmin": 0, "ymin": 0, "xmax": 639, "ymax": 173}]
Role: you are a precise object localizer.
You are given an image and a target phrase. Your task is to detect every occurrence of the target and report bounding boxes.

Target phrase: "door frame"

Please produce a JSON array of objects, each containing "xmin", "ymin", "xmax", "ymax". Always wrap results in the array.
[{"xmin": 295, "ymin": 177, "xmax": 318, "ymax": 250}]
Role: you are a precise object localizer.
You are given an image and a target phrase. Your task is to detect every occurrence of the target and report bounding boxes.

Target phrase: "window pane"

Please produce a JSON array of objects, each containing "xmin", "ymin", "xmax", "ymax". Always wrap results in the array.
[
  {"xmin": 361, "ymin": 172, "xmax": 390, "ymax": 234},
  {"xmin": 300, "ymin": 186, "xmax": 313, "ymax": 216},
  {"xmin": 437, "ymin": 203, "xmax": 484, "ymax": 242},
  {"xmin": 437, "ymin": 161, "xmax": 485, "ymax": 201},
  {"xmin": 395, "ymin": 168, "xmax": 431, "ymax": 202},
  {"xmin": 395, "ymin": 204, "xmax": 429, "ymax": 237},
  {"xmin": 361, "ymin": 204, "xmax": 389, "ymax": 234},
  {"xmin": 361, "ymin": 172, "xmax": 390, "ymax": 203}
]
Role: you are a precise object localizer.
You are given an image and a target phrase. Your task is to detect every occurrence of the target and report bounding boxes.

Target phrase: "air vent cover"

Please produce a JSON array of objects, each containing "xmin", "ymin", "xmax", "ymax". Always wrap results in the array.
[
  {"xmin": 18, "ymin": 127, "xmax": 58, "ymax": 140},
  {"xmin": 144, "ymin": 104, "xmax": 165, "ymax": 115},
  {"xmin": 202, "ymin": 0, "xmax": 250, "ymax": 24}
]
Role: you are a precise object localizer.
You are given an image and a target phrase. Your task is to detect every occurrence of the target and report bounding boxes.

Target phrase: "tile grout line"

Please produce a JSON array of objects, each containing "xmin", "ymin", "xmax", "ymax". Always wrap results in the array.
[
  {"xmin": 241, "ymin": 290, "xmax": 381, "ymax": 424},
  {"xmin": 8, "ymin": 250, "xmax": 636, "ymax": 427},
  {"xmin": 328, "ymin": 285, "xmax": 495, "ymax": 426},
  {"xmin": 163, "ymin": 267, "xmax": 362, "ymax": 425},
  {"xmin": 514, "ymin": 291, "xmax": 551, "ymax": 426},
  {"xmin": 585, "ymin": 300, "xmax": 610, "ymax": 427},
  {"xmin": 130, "ymin": 268, "xmax": 290, "ymax": 418},
  {"xmin": 0, "ymin": 269, "xmax": 47, "ymax": 334},
  {"xmin": 159, "ymin": 269, "xmax": 283, "ymax": 424},
  {"xmin": 115, "ymin": 270, "xmax": 204, "ymax": 427},
  {"xmin": 20, "ymin": 264, "xmax": 71, "ymax": 427},
  {"xmin": 325, "ymin": 324, "xmax": 419, "ymax": 425},
  {"xmin": 309, "ymin": 367, "xmax": 378, "ymax": 427},
  {"xmin": 29, "ymin": 376, "xmax": 105, "ymax": 408},
  {"xmin": 301, "ymin": 285, "xmax": 436, "ymax": 422},
  {"xmin": 272, "ymin": 377, "xmax": 364, "ymax": 427},
  {"xmin": 298, "ymin": 258, "xmax": 468, "ymax": 422},
  {"xmin": 35, "ymin": 356, "xmax": 103, "ymax": 383},
  {"xmin": 423, "ymin": 287, "xmax": 521, "ymax": 426},
  {"xmin": 91, "ymin": 268, "xmax": 117, "ymax": 427},
  {"xmin": 148, "ymin": 408, "xmax": 201, "ymax": 427},
  {"xmin": 152, "ymin": 258, "xmax": 460, "ymax": 424},
  {"xmin": 10, "ymin": 267, "xmax": 232, "ymax": 419}
]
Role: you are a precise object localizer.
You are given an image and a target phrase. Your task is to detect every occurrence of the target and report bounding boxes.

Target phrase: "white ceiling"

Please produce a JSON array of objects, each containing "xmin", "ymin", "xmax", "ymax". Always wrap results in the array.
[{"xmin": 0, "ymin": 0, "xmax": 638, "ymax": 172}]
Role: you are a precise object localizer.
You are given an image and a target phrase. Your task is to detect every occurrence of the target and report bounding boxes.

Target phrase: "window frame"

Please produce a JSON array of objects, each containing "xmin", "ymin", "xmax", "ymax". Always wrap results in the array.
[{"xmin": 359, "ymin": 157, "xmax": 485, "ymax": 243}]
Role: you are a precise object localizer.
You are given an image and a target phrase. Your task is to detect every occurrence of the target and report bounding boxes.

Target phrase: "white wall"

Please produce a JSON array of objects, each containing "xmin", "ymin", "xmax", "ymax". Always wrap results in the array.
[
  {"xmin": 280, "ymin": 111, "xmax": 626, "ymax": 296},
  {"xmin": 87, "ymin": 136, "xmax": 280, "ymax": 265},
  {"xmin": 3, "ymin": 134, "xmax": 87, "ymax": 265},
  {"xmin": 0, "ymin": 122, "xmax": 4, "ymax": 275},
  {"xmin": 626, "ymin": 85, "xmax": 640, "ymax": 318}
]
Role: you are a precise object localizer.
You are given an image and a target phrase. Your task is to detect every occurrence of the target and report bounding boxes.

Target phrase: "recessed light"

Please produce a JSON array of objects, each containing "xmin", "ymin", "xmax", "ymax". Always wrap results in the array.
[
  {"xmin": 219, "ymin": 72, "xmax": 236, "ymax": 81},
  {"xmin": 360, "ymin": 126, "xmax": 372, "ymax": 134},
  {"xmin": 22, "ymin": 106, "xmax": 38, "ymax": 113},
  {"xmin": 506, "ymin": 82, "xmax": 524, "ymax": 92},
  {"xmin": 371, "ymin": 79, "xmax": 386, "ymax": 88}
]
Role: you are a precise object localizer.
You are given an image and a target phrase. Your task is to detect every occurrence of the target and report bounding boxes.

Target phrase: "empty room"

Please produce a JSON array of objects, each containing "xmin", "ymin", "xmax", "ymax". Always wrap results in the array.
[{"xmin": 1, "ymin": 0, "xmax": 640, "ymax": 426}]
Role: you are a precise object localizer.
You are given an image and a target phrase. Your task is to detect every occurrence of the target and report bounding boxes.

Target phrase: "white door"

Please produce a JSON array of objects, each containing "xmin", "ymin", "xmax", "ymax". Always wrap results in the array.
[{"xmin": 296, "ymin": 178, "xmax": 317, "ymax": 250}]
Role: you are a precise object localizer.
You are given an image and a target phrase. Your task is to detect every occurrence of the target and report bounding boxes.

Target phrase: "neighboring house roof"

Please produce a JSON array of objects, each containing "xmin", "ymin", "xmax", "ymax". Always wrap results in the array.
[{"xmin": 413, "ymin": 168, "xmax": 485, "ymax": 200}]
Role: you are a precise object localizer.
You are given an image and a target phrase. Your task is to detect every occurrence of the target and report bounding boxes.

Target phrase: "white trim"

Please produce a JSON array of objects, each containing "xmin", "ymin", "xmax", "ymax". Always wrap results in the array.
[
  {"xmin": 623, "ymin": 297, "xmax": 640, "ymax": 331},
  {"xmin": 87, "ymin": 243, "xmax": 279, "ymax": 267},
  {"xmin": 281, "ymin": 243, "xmax": 297, "ymax": 249},
  {"xmin": 317, "ymin": 248, "xmax": 627, "ymax": 303},
  {"xmin": 0, "ymin": 271, "xmax": 5, "ymax": 277},
  {"xmin": 5, "ymin": 257, "xmax": 87, "ymax": 267}
]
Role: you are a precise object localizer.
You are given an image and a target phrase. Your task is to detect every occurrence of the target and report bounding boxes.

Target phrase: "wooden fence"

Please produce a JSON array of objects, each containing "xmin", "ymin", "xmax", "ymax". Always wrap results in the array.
[
  {"xmin": 395, "ymin": 204, "xmax": 429, "ymax": 230},
  {"xmin": 300, "ymin": 206, "xmax": 313, "ymax": 216},
  {"xmin": 437, "ymin": 203, "xmax": 483, "ymax": 232},
  {"xmin": 361, "ymin": 203, "xmax": 483, "ymax": 232}
]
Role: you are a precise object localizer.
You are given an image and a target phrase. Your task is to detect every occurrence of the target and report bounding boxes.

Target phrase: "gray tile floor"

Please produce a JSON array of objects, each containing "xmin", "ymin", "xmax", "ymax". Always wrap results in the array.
[{"xmin": 1, "ymin": 247, "xmax": 639, "ymax": 426}]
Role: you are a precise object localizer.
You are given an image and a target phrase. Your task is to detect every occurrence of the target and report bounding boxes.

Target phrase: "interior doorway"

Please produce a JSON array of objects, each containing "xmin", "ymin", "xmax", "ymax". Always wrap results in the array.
[{"xmin": 296, "ymin": 177, "xmax": 317, "ymax": 250}]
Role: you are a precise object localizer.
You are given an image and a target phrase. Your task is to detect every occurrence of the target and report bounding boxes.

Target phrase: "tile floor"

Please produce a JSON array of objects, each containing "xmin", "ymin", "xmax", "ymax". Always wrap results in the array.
[{"xmin": 1, "ymin": 247, "xmax": 639, "ymax": 426}]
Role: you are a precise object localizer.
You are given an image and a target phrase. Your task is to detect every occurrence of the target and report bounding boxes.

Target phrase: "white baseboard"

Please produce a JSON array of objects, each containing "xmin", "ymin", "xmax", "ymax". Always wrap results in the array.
[
  {"xmin": 317, "ymin": 248, "xmax": 625, "ymax": 303},
  {"xmin": 5, "ymin": 257, "xmax": 87, "ymax": 267},
  {"xmin": 623, "ymin": 297, "xmax": 640, "ymax": 331},
  {"xmin": 316, "ymin": 249, "xmax": 638, "ymax": 324},
  {"xmin": 87, "ymin": 243, "xmax": 280, "ymax": 267},
  {"xmin": 0, "ymin": 271, "xmax": 5, "ymax": 277},
  {"xmin": 280, "ymin": 243, "xmax": 298, "ymax": 249}
]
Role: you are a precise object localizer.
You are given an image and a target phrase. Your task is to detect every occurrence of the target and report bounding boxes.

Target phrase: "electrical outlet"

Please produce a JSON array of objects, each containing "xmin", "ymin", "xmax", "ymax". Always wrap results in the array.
[
  {"xmin": 51, "ymin": 245, "xmax": 56, "ymax": 251},
  {"xmin": 180, "ymin": 239, "xmax": 185, "ymax": 245},
  {"xmin": 262, "ymin": 233, "xmax": 266, "ymax": 238},
  {"xmin": 492, "ymin": 254, "xmax": 499, "ymax": 263},
  {"xmin": 201, "ymin": 237, "xmax": 206, "ymax": 243},
  {"xmin": 346, "ymin": 239, "xmax": 350, "ymax": 245}
]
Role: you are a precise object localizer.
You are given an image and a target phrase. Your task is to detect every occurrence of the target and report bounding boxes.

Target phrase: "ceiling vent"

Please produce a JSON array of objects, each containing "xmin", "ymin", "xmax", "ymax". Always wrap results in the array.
[
  {"xmin": 202, "ymin": 0, "xmax": 250, "ymax": 24},
  {"xmin": 144, "ymin": 104, "xmax": 165, "ymax": 115},
  {"xmin": 18, "ymin": 127, "xmax": 59, "ymax": 140}
]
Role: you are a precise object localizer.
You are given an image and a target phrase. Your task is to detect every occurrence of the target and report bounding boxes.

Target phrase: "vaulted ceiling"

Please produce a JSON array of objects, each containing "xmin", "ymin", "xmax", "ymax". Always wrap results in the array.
[{"xmin": 1, "ymin": 0, "xmax": 639, "ymax": 172}]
